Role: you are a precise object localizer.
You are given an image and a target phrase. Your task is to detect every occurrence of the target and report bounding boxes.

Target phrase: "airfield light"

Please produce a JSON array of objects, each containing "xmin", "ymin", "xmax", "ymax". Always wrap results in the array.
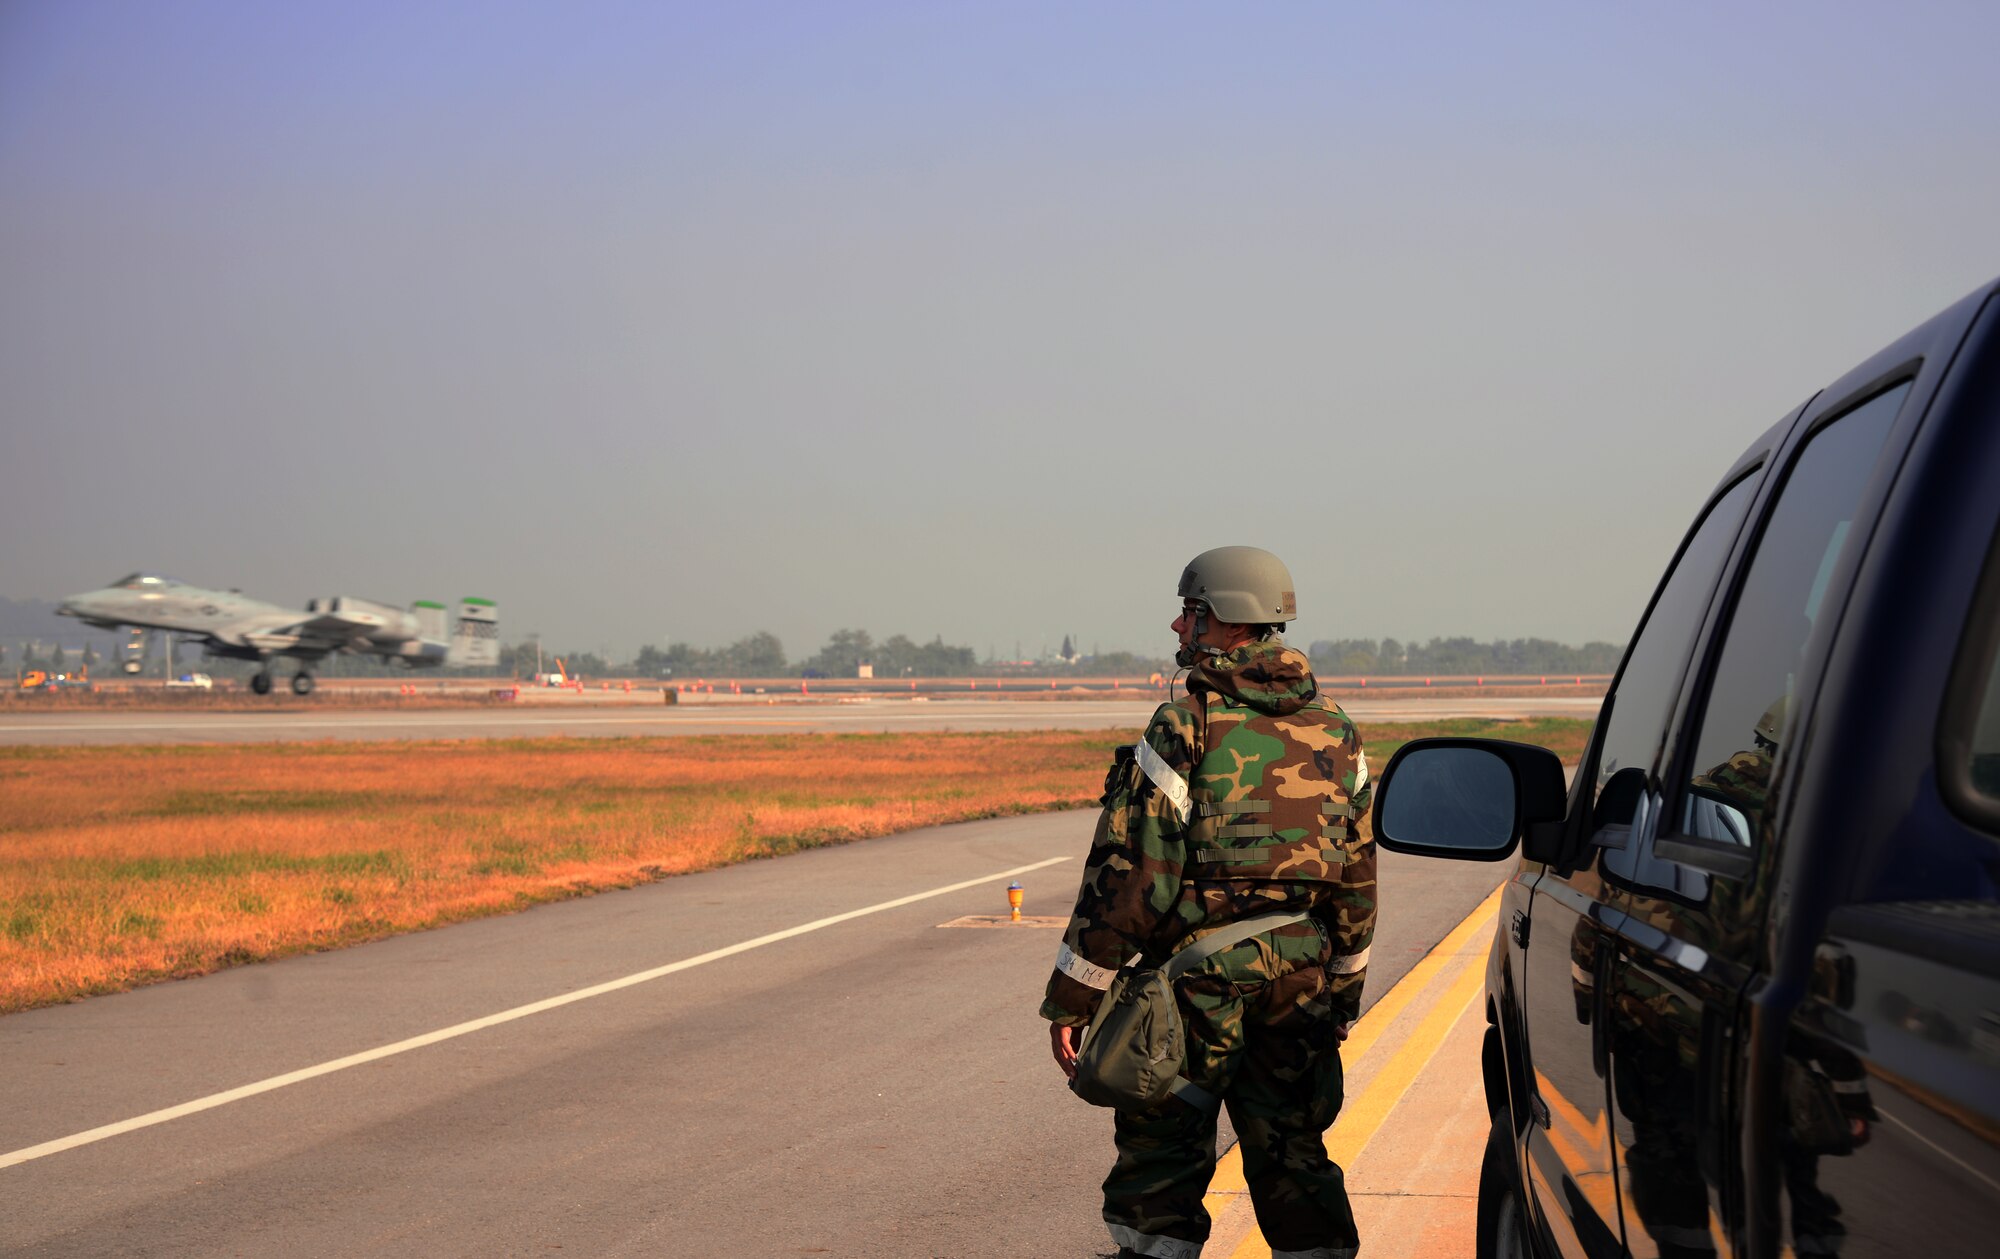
[{"xmin": 1007, "ymin": 882, "xmax": 1024, "ymax": 922}]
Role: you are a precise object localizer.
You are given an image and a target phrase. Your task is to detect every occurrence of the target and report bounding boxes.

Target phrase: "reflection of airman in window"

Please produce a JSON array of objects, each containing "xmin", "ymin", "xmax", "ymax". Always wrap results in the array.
[
  {"xmin": 1686, "ymin": 698, "xmax": 1783, "ymax": 847},
  {"xmin": 1693, "ymin": 704, "xmax": 1871, "ymax": 1256}
]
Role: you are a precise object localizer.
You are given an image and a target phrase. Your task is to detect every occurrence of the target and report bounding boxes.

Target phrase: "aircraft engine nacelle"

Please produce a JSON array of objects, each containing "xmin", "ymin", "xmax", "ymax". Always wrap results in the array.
[
  {"xmin": 386, "ymin": 639, "xmax": 449, "ymax": 663},
  {"xmin": 311, "ymin": 596, "xmax": 420, "ymax": 643}
]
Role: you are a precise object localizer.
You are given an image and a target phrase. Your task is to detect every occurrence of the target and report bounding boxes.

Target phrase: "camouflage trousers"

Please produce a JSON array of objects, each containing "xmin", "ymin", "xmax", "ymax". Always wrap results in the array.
[{"xmin": 1103, "ymin": 932, "xmax": 1358, "ymax": 1259}]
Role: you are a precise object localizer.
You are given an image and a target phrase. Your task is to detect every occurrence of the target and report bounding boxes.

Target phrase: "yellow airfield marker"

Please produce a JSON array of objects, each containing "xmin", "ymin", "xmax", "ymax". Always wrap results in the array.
[
  {"xmin": 1007, "ymin": 881, "xmax": 1025, "ymax": 921},
  {"xmin": 1201, "ymin": 883, "xmax": 1506, "ymax": 1255}
]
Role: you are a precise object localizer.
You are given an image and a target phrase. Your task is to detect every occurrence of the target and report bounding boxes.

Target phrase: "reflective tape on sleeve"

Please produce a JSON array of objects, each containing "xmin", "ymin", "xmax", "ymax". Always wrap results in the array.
[
  {"xmin": 1329, "ymin": 946, "xmax": 1371, "ymax": 975},
  {"xmin": 1135, "ymin": 740, "xmax": 1192, "ymax": 823},
  {"xmin": 1055, "ymin": 941, "xmax": 1116, "ymax": 991}
]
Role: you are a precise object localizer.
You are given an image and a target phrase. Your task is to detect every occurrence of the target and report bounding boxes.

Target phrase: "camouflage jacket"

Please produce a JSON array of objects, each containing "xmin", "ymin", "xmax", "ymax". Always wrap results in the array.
[{"xmin": 1039, "ymin": 640, "xmax": 1377, "ymax": 1027}]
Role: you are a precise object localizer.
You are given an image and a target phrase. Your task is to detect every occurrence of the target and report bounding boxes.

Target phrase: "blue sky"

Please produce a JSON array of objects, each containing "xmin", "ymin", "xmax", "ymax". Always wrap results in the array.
[{"xmin": 4, "ymin": 1, "xmax": 1997, "ymax": 659}]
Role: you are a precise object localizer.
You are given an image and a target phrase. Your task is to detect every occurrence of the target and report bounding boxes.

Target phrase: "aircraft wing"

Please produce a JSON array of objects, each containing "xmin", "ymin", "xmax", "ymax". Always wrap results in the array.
[
  {"xmin": 275, "ymin": 610, "xmax": 385, "ymax": 640},
  {"xmin": 241, "ymin": 616, "xmax": 373, "ymax": 655}
]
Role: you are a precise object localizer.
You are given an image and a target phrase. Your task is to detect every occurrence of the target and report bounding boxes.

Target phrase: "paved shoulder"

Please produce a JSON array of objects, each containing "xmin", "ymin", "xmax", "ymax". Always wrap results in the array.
[{"xmin": 1, "ymin": 812, "xmax": 1500, "ymax": 1256}]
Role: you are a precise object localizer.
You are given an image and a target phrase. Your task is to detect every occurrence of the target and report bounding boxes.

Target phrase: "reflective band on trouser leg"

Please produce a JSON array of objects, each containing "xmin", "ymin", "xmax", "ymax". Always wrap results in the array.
[
  {"xmin": 1328, "ymin": 946, "xmax": 1370, "ymax": 975},
  {"xmin": 1135, "ymin": 740, "xmax": 1192, "ymax": 823},
  {"xmin": 1169, "ymin": 1077, "xmax": 1218, "ymax": 1112},
  {"xmin": 1649, "ymin": 1224, "xmax": 1717, "ymax": 1253},
  {"xmin": 1056, "ymin": 941, "xmax": 1116, "ymax": 991},
  {"xmin": 1106, "ymin": 1224, "xmax": 1203, "ymax": 1259}
]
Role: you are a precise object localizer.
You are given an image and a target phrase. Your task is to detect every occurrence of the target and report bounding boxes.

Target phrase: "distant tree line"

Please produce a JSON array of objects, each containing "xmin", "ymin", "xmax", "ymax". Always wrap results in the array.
[
  {"xmin": 4, "ymin": 628, "xmax": 1617, "ymax": 684},
  {"xmin": 516, "ymin": 630, "xmax": 1173, "ymax": 680},
  {"xmin": 1306, "ymin": 637, "xmax": 1622, "ymax": 676},
  {"xmin": 494, "ymin": 632, "xmax": 1623, "ymax": 681},
  {"xmin": 9, "ymin": 641, "xmax": 101, "ymax": 676},
  {"xmin": 625, "ymin": 630, "xmax": 980, "ymax": 679}
]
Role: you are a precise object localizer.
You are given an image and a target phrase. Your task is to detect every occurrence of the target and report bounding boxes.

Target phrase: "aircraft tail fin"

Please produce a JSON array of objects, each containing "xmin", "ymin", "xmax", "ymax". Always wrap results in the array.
[
  {"xmin": 412, "ymin": 600, "xmax": 449, "ymax": 644},
  {"xmin": 449, "ymin": 598, "xmax": 500, "ymax": 668}
]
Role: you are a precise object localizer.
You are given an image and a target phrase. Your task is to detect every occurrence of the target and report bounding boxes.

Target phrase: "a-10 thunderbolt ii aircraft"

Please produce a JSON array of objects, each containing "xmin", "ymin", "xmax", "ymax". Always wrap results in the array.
[{"xmin": 56, "ymin": 573, "xmax": 500, "ymax": 695}]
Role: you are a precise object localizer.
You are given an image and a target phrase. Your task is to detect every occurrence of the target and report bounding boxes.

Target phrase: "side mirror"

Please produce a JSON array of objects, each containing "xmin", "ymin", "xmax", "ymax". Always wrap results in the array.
[{"xmin": 1372, "ymin": 738, "xmax": 1569, "ymax": 862}]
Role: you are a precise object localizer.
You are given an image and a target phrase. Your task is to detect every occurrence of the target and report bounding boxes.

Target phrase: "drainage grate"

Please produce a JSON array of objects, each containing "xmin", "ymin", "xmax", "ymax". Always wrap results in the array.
[{"xmin": 937, "ymin": 915, "xmax": 1068, "ymax": 928}]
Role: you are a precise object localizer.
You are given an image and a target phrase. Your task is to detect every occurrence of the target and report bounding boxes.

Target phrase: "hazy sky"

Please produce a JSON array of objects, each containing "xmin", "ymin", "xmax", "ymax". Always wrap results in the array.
[{"xmin": 3, "ymin": 1, "xmax": 1996, "ymax": 660}]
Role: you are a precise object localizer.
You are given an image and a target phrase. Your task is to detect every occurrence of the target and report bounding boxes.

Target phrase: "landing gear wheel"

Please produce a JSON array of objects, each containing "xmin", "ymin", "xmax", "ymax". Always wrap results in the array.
[
  {"xmin": 250, "ymin": 671, "xmax": 273, "ymax": 696},
  {"xmin": 291, "ymin": 672, "xmax": 315, "ymax": 696}
]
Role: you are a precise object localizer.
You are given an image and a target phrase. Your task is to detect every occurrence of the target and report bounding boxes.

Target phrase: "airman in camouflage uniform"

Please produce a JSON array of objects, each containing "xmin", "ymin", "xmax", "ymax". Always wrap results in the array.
[{"xmin": 1042, "ymin": 547, "xmax": 1376, "ymax": 1259}]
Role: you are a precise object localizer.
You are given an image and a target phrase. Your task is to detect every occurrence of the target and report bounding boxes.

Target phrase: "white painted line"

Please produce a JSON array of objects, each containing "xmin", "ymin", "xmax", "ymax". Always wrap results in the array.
[
  {"xmin": 1877, "ymin": 1106, "xmax": 2000, "ymax": 1193},
  {"xmin": 0, "ymin": 854, "xmax": 1072, "ymax": 1171}
]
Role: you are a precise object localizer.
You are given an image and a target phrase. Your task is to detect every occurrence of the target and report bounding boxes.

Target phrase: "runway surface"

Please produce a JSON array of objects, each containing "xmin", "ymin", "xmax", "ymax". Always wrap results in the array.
[
  {"xmin": 0, "ymin": 811, "xmax": 1507, "ymax": 1257},
  {"xmin": 0, "ymin": 695, "xmax": 1604, "ymax": 745}
]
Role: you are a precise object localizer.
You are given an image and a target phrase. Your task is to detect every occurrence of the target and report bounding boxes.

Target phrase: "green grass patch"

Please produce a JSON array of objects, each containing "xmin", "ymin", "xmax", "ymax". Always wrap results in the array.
[
  {"xmin": 142, "ymin": 789, "xmax": 370, "ymax": 819},
  {"xmin": 1363, "ymin": 717, "xmax": 1590, "ymax": 765},
  {"xmin": 95, "ymin": 849, "xmax": 411, "ymax": 882}
]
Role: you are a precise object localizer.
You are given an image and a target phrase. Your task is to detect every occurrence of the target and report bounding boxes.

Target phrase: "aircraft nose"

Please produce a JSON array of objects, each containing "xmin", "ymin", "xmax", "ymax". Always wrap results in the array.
[{"xmin": 56, "ymin": 599, "xmax": 79, "ymax": 617}]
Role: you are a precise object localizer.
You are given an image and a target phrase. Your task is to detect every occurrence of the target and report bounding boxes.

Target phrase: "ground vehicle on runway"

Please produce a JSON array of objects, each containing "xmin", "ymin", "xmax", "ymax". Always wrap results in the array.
[{"xmin": 1369, "ymin": 276, "xmax": 2000, "ymax": 1259}]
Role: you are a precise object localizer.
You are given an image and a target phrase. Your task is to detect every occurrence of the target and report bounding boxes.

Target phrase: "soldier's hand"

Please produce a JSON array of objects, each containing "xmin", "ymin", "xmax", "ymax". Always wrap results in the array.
[{"xmin": 1050, "ymin": 1023, "xmax": 1081, "ymax": 1080}]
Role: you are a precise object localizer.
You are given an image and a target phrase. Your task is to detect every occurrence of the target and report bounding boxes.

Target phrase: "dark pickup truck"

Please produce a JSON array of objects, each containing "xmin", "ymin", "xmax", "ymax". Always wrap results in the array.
[{"xmin": 1369, "ymin": 276, "xmax": 2000, "ymax": 1259}]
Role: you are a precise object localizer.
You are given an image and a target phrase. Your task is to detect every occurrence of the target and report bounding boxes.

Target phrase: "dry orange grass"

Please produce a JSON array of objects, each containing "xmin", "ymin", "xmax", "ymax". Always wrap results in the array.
[
  {"xmin": 0, "ymin": 718, "xmax": 1591, "ymax": 1013},
  {"xmin": 0, "ymin": 731, "xmax": 1122, "ymax": 1012}
]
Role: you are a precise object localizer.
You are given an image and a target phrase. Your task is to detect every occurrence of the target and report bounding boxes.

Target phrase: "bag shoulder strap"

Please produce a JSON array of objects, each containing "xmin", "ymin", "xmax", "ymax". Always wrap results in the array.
[{"xmin": 1161, "ymin": 909, "xmax": 1311, "ymax": 981}]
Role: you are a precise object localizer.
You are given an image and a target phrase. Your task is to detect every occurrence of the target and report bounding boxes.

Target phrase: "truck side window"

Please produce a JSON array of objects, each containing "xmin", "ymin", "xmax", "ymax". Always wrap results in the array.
[
  {"xmin": 1971, "ymin": 652, "xmax": 2000, "ymax": 804},
  {"xmin": 1592, "ymin": 473, "xmax": 1760, "ymax": 853},
  {"xmin": 1676, "ymin": 383, "xmax": 1910, "ymax": 852}
]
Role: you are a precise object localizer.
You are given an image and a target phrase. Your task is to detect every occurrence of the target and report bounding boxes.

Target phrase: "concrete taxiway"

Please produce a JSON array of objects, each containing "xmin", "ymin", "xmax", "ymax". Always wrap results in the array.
[
  {"xmin": 0, "ymin": 694, "xmax": 1603, "ymax": 745},
  {"xmin": 0, "ymin": 810, "xmax": 1503, "ymax": 1257}
]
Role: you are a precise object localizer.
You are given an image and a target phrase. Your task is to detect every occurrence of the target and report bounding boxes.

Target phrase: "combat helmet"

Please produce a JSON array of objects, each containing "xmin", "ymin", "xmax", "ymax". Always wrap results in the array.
[
  {"xmin": 1178, "ymin": 546, "xmax": 1297, "ymax": 624},
  {"xmin": 1176, "ymin": 546, "xmax": 1296, "ymax": 666},
  {"xmin": 1754, "ymin": 696, "xmax": 1788, "ymax": 749}
]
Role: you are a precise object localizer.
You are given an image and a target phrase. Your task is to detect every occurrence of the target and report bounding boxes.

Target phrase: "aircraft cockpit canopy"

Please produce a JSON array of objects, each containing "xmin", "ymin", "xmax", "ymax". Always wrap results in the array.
[{"xmin": 111, "ymin": 572, "xmax": 185, "ymax": 589}]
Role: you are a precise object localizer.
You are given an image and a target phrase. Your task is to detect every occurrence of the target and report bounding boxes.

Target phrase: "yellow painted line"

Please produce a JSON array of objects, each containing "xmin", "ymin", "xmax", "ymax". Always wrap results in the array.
[
  {"xmin": 1337, "ymin": 884, "xmax": 1502, "ymax": 1069},
  {"xmin": 1228, "ymin": 933, "xmax": 1491, "ymax": 1259},
  {"xmin": 1326, "ymin": 941, "xmax": 1489, "ymax": 1167},
  {"xmin": 1201, "ymin": 883, "xmax": 1506, "ymax": 1245}
]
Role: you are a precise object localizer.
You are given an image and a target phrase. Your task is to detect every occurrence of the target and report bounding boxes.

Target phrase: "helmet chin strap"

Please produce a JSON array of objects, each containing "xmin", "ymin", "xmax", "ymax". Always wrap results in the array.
[{"xmin": 1175, "ymin": 603, "xmax": 1229, "ymax": 668}]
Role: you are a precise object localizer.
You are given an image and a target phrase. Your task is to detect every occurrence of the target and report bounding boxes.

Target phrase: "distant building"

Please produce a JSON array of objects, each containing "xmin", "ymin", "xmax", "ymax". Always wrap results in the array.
[{"xmin": 857, "ymin": 662, "xmax": 874, "ymax": 679}]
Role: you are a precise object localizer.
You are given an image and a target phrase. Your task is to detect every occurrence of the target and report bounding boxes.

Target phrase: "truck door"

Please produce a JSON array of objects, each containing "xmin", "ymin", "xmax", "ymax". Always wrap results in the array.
[
  {"xmin": 1601, "ymin": 381, "xmax": 1913, "ymax": 1259},
  {"xmin": 1790, "ymin": 385, "xmax": 2000, "ymax": 1259},
  {"xmin": 1519, "ymin": 470, "xmax": 1761, "ymax": 1259}
]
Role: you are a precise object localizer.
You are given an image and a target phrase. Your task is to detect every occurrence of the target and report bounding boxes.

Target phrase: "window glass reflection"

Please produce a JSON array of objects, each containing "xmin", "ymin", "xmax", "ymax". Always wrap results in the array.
[
  {"xmin": 1679, "ymin": 384, "xmax": 1909, "ymax": 853},
  {"xmin": 1969, "ymin": 639, "xmax": 2000, "ymax": 805},
  {"xmin": 1593, "ymin": 475, "xmax": 1760, "ymax": 886}
]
